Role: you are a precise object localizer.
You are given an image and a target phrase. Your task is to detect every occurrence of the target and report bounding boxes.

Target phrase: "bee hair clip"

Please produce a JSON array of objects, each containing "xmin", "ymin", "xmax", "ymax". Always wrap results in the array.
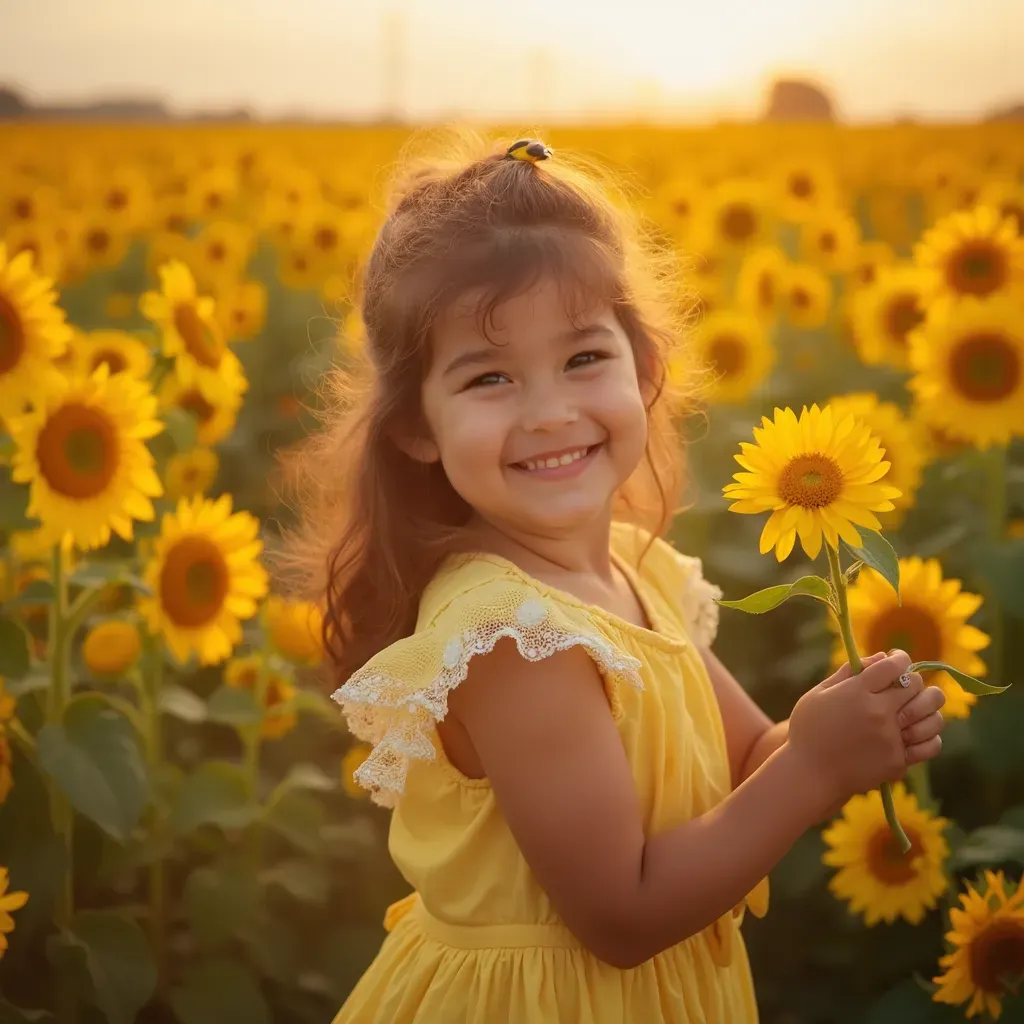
[{"xmin": 505, "ymin": 139, "xmax": 553, "ymax": 164}]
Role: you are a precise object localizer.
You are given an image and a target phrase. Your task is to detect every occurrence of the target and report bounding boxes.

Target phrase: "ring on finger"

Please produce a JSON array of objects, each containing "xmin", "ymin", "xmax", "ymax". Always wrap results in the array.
[{"xmin": 898, "ymin": 671, "xmax": 912, "ymax": 688}]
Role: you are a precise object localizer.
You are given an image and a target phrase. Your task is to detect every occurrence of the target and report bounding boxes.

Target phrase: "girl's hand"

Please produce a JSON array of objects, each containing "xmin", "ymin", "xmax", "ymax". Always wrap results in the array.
[{"xmin": 787, "ymin": 649, "xmax": 945, "ymax": 815}]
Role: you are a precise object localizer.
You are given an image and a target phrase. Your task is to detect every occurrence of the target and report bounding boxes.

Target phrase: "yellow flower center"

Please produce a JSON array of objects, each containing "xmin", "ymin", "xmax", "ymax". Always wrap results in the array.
[
  {"xmin": 883, "ymin": 293, "xmax": 925, "ymax": 347},
  {"xmin": 950, "ymin": 332, "xmax": 1020, "ymax": 402},
  {"xmin": 867, "ymin": 604, "xmax": 942, "ymax": 664},
  {"xmin": 91, "ymin": 349, "xmax": 129, "ymax": 375},
  {"xmin": 173, "ymin": 304, "xmax": 223, "ymax": 368},
  {"xmin": 819, "ymin": 230, "xmax": 837, "ymax": 253},
  {"xmin": 36, "ymin": 402, "xmax": 119, "ymax": 499},
  {"xmin": 778, "ymin": 453, "xmax": 843, "ymax": 509},
  {"xmin": 179, "ymin": 389, "xmax": 216, "ymax": 425},
  {"xmin": 671, "ymin": 199, "xmax": 690, "ymax": 218},
  {"xmin": 969, "ymin": 918, "xmax": 1024, "ymax": 995},
  {"xmin": 208, "ymin": 242, "xmax": 227, "ymax": 263},
  {"xmin": 757, "ymin": 271, "xmax": 775, "ymax": 310},
  {"xmin": 999, "ymin": 202, "xmax": 1024, "ymax": 236},
  {"xmin": 720, "ymin": 204, "xmax": 757, "ymax": 244},
  {"xmin": 789, "ymin": 173, "xmax": 813, "ymax": 199},
  {"xmin": 0, "ymin": 294, "xmax": 25, "ymax": 374},
  {"xmin": 314, "ymin": 226, "xmax": 339, "ymax": 251},
  {"xmin": 105, "ymin": 189, "xmax": 128, "ymax": 212},
  {"xmin": 86, "ymin": 227, "xmax": 111, "ymax": 254},
  {"xmin": 12, "ymin": 197, "xmax": 33, "ymax": 220},
  {"xmin": 865, "ymin": 826, "xmax": 922, "ymax": 885},
  {"xmin": 160, "ymin": 535, "xmax": 229, "ymax": 628},
  {"xmin": 857, "ymin": 263, "xmax": 877, "ymax": 286},
  {"xmin": 707, "ymin": 334, "xmax": 748, "ymax": 378},
  {"xmin": 790, "ymin": 286, "xmax": 810, "ymax": 310},
  {"xmin": 948, "ymin": 241, "xmax": 1007, "ymax": 297}
]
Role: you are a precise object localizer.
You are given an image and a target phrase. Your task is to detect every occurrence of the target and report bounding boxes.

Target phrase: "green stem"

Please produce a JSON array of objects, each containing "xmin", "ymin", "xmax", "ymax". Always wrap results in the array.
[
  {"xmin": 144, "ymin": 646, "xmax": 166, "ymax": 993},
  {"xmin": 981, "ymin": 447, "xmax": 1006, "ymax": 677},
  {"xmin": 243, "ymin": 656, "xmax": 269, "ymax": 870},
  {"xmin": 826, "ymin": 543, "xmax": 911, "ymax": 854},
  {"xmin": 48, "ymin": 547, "xmax": 77, "ymax": 1024}
]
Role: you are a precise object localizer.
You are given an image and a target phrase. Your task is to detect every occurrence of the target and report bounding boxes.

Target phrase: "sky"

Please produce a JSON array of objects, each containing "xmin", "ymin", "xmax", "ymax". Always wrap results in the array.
[{"xmin": 1, "ymin": 0, "xmax": 1022, "ymax": 122}]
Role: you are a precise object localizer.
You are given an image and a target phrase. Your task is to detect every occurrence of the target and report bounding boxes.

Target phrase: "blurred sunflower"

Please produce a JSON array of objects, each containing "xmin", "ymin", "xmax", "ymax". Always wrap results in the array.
[
  {"xmin": 164, "ymin": 448, "xmax": 219, "ymax": 501},
  {"xmin": 145, "ymin": 232, "xmax": 194, "ymax": 282},
  {"xmin": 800, "ymin": 208, "xmax": 861, "ymax": 274},
  {"xmin": 0, "ymin": 173, "xmax": 60, "ymax": 227},
  {"xmin": 782, "ymin": 263, "xmax": 832, "ymax": 329},
  {"xmin": 263, "ymin": 595, "xmax": 323, "ymax": 667},
  {"xmin": 692, "ymin": 179, "xmax": 770, "ymax": 254},
  {"xmin": 654, "ymin": 176, "xmax": 704, "ymax": 243},
  {"xmin": 822, "ymin": 783, "xmax": 949, "ymax": 926},
  {"xmin": 734, "ymin": 246, "xmax": 788, "ymax": 322},
  {"xmin": 849, "ymin": 264, "xmax": 930, "ymax": 370},
  {"xmin": 689, "ymin": 309, "xmax": 774, "ymax": 404},
  {"xmin": 185, "ymin": 164, "xmax": 240, "ymax": 222},
  {"xmin": 9, "ymin": 367, "xmax": 164, "ymax": 551},
  {"xmin": 217, "ymin": 279, "xmax": 267, "ymax": 342},
  {"xmin": 74, "ymin": 212, "xmax": 130, "ymax": 274},
  {"xmin": 773, "ymin": 156, "xmax": 839, "ymax": 223},
  {"xmin": 978, "ymin": 178, "xmax": 1024, "ymax": 237},
  {"xmin": 914, "ymin": 206, "xmax": 1024, "ymax": 303},
  {"xmin": 341, "ymin": 743, "xmax": 373, "ymax": 799},
  {"xmin": 153, "ymin": 194, "xmax": 191, "ymax": 236},
  {"xmin": 141, "ymin": 260, "xmax": 246, "ymax": 404},
  {"xmin": 72, "ymin": 330, "xmax": 153, "ymax": 380},
  {"xmin": 840, "ymin": 556, "xmax": 989, "ymax": 718},
  {"xmin": 849, "ymin": 240, "xmax": 897, "ymax": 290},
  {"xmin": 82, "ymin": 621, "xmax": 142, "ymax": 676},
  {"xmin": 159, "ymin": 376, "xmax": 242, "ymax": 448},
  {"xmin": 190, "ymin": 221, "xmax": 256, "ymax": 292},
  {"xmin": 93, "ymin": 166, "xmax": 153, "ymax": 234},
  {"xmin": 916, "ymin": 151, "xmax": 981, "ymax": 221},
  {"xmin": 908, "ymin": 295, "xmax": 1024, "ymax": 449},
  {"xmin": 3, "ymin": 220, "xmax": 66, "ymax": 283},
  {"xmin": 224, "ymin": 655, "xmax": 297, "ymax": 740},
  {"xmin": 0, "ymin": 867, "xmax": 28, "ymax": 956},
  {"xmin": 0, "ymin": 243, "xmax": 71, "ymax": 416},
  {"xmin": 932, "ymin": 870, "xmax": 1024, "ymax": 1021},
  {"xmin": 724, "ymin": 404, "xmax": 900, "ymax": 561},
  {"xmin": 277, "ymin": 246, "xmax": 323, "ymax": 291},
  {"xmin": 139, "ymin": 495, "xmax": 268, "ymax": 666}
]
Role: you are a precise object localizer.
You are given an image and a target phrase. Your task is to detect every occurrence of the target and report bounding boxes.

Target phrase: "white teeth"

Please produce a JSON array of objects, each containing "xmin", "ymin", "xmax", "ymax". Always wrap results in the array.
[{"xmin": 520, "ymin": 447, "xmax": 590, "ymax": 472}]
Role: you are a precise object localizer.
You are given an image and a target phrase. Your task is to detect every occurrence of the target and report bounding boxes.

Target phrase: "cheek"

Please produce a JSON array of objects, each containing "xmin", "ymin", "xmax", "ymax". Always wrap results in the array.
[{"xmin": 438, "ymin": 402, "xmax": 509, "ymax": 471}]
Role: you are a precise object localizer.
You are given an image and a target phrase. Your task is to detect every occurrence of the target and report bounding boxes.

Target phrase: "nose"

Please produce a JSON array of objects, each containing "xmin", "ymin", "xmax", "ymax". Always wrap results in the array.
[{"xmin": 518, "ymin": 378, "xmax": 579, "ymax": 433}]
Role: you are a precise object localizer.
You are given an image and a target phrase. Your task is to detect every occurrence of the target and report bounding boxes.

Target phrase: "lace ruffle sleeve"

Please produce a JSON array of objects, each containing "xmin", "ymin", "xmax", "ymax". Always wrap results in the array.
[
  {"xmin": 332, "ymin": 576, "xmax": 644, "ymax": 808},
  {"xmin": 670, "ymin": 550, "xmax": 722, "ymax": 649}
]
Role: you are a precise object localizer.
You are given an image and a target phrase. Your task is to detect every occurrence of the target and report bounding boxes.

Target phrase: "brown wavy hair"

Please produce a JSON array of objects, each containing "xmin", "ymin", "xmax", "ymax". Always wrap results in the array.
[{"xmin": 279, "ymin": 131, "xmax": 696, "ymax": 685}]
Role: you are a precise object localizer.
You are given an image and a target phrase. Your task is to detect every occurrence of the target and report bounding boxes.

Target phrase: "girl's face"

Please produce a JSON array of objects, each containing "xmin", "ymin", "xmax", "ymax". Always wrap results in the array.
[{"xmin": 415, "ymin": 276, "xmax": 649, "ymax": 538}]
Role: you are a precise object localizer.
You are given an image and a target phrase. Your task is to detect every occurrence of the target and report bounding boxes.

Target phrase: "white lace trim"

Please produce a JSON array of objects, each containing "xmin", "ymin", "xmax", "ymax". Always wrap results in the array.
[
  {"xmin": 333, "ymin": 600, "xmax": 643, "ymax": 808},
  {"xmin": 672, "ymin": 551, "xmax": 722, "ymax": 648}
]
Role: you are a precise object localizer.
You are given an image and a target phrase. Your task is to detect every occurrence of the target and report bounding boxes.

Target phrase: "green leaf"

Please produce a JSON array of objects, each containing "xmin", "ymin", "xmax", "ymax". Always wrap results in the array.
[
  {"xmin": 261, "ymin": 858, "xmax": 331, "ymax": 904},
  {"xmin": 169, "ymin": 761, "xmax": 257, "ymax": 834},
  {"xmin": 844, "ymin": 531, "xmax": 900, "ymax": 601},
  {"xmin": 184, "ymin": 863, "xmax": 262, "ymax": 948},
  {"xmin": 718, "ymin": 575, "xmax": 833, "ymax": 614},
  {"xmin": 0, "ymin": 996, "xmax": 52, "ymax": 1023},
  {"xmin": 909, "ymin": 662, "xmax": 1010, "ymax": 695},
  {"xmin": 160, "ymin": 407, "xmax": 198, "ymax": 454},
  {"xmin": 949, "ymin": 826, "xmax": 1024, "ymax": 871},
  {"xmin": 263, "ymin": 790, "xmax": 326, "ymax": 854},
  {"xmin": 5, "ymin": 670, "xmax": 50, "ymax": 697},
  {"xmin": 291, "ymin": 688, "xmax": 338, "ymax": 722},
  {"xmin": 0, "ymin": 468, "xmax": 34, "ymax": 530},
  {"xmin": 67, "ymin": 562, "xmax": 150, "ymax": 596},
  {"xmin": 274, "ymin": 762, "xmax": 336, "ymax": 796},
  {"xmin": 0, "ymin": 616, "xmax": 30, "ymax": 679},
  {"xmin": 206, "ymin": 685, "xmax": 263, "ymax": 726},
  {"xmin": 169, "ymin": 958, "xmax": 270, "ymax": 1024},
  {"xmin": 157, "ymin": 683, "xmax": 207, "ymax": 723},
  {"xmin": 4, "ymin": 579, "xmax": 56, "ymax": 607},
  {"xmin": 35, "ymin": 696, "xmax": 148, "ymax": 842},
  {"xmin": 70, "ymin": 910, "xmax": 156, "ymax": 1024}
]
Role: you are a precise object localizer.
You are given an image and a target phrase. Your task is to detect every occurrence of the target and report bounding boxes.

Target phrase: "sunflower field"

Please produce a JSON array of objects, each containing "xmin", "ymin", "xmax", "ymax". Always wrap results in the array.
[{"xmin": 0, "ymin": 121, "xmax": 1022, "ymax": 1024}]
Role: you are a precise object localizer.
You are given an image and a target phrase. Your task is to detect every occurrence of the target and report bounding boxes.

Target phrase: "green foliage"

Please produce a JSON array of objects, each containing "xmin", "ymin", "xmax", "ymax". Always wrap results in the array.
[
  {"xmin": 844, "ymin": 530, "xmax": 901, "ymax": 601},
  {"xmin": 718, "ymin": 575, "xmax": 834, "ymax": 613}
]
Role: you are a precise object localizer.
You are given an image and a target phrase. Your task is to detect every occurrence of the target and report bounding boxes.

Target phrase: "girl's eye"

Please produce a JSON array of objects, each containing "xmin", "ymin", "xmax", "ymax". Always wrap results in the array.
[
  {"xmin": 464, "ymin": 371, "xmax": 510, "ymax": 389},
  {"xmin": 567, "ymin": 350, "xmax": 609, "ymax": 369}
]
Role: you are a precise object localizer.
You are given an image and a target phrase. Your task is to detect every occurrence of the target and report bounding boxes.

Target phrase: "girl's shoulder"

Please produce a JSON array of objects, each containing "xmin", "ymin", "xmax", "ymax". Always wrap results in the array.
[{"xmin": 333, "ymin": 549, "xmax": 644, "ymax": 808}]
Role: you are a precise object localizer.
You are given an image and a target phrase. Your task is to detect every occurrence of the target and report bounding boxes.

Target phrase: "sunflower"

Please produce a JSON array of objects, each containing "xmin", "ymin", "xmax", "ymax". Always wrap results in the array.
[
  {"xmin": 72, "ymin": 330, "xmax": 154, "ymax": 381},
  {"xmin": 839, "ymin": 556, "xmax": 989, "ymax": 718},
  {"xmin": 217, "ymin": 279, "xmax": 267, "ymax": 342},
  {"xmin": 724, "ymin": 404, "xmax": 900, "ymax": 561},
  {"xmin": 74, "ymin": 211, "xmax": 131, "ymax": 275},
  {"xmin": 263, "ymin": 595, "xmax": 324, "ymax": 666},
  {"xmin": 978, "ymin": 179, "xmax": 1024, "ymax": 237},
  {"xmin": 3, "ymin": 219, "xmax": 67, "ymax": 283},
  {"xmin": 93, "ymin": 166, "xmax": 153, "ymax": 233},
  {"xmin": 184, "ymin": 164, "xmax": 240, "ymax": 222},
  {"xmin": 9, "ymin": 367, "xmax": 164, "ymax": 551},
  {"xmin": 800, "ymin": 207, "xmax": 861, "ymax": 274},
  {"xmin": 139, "ymin": 495, "xmax": 269, "ymax": 666},
  {"xmin": 914, "ymin": 206, "xmax": 1024, "ymax": 304},
  {"xmin": 82, "ymin": 621, "xmax": 142, "ymax": 676},
  {"xmin": 849, "ymin": 240, "xmax": 897, "ymax": 290},
  {"xmin": 653, "ymin": 176, "xmax": 704, "ymax": 243},
  {"xmin": 773, "ymin": 156, "xmax": 839, "ymax": 223},
  {"xmin": 691, "ymin": 309, "xmax": 775, "ymax": 404},
  {"xmin": 277, "ymin": 245, "xmax": 322, "ymax": 291},
  {"xmin": 782, "ymin": 263, "xmax": 832, "ymax": 329},
  {"xmin": 164, "ymin": 448, "xmax": 219, "ymax": 501},
  {"xmin": 735, "ymin": 246, "xmax": 789, "ymax": 322},
  {"xmin": 908, "ymin": 295, "xmax": 1024, "ymax": 449},
  {"xmin": 224, "ymin": 654, "xmax": 297, "ymax": 739},
  {"xmin": 933, "ymin": 870, "xmax": 1024, "ymax": 1020},
  {"xmin": 0, "ymin": 867, "xmax": 28, "ymax": 957},
  {"xmin": 692, "ymin": 179, "xmax": 770, "ymax": 254},
  {"xmin": 190, "ymin": 221, "xmax": 256, "ymax": 292},
  {"xmin": 341, "ymin": 743, "xmax": 372, "ymax": 799},
  {"xmin": 159, "ymin": 376, "xmax": 242, "ymax": 448},
  {"xmin": 849, "ymin": 263, "xmax": 930, "ymax": 370},
  {"xmin": 0, "ymin": 243, "xmax": 71, "ymax": 416},
  {"xmin": 140, "ymin": 260, "xmax": 246, "ymax": 405},
  {"xmin": 822, "ymin": 783, "xmax": 949, "ymax": 926}
]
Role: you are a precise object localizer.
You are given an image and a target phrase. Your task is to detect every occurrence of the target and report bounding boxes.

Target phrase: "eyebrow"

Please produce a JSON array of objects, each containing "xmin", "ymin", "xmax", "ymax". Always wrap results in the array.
[{"xmin": 441, "ymin": 323, "xmax": 616, "ymax": 378}]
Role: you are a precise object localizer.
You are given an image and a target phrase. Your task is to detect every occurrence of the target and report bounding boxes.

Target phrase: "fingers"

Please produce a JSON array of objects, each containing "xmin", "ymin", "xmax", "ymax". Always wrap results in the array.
[
  {"xmin": 821, "ymin": 650, "xmax": 888, "ymax": 688},
  {"xmin": 902, "ymin": 710, "xmax": 944, "ymax": 746},
  {"xmin": 856, "ymin": 649, "xmax": 914, "ymax": 693},
  {"xmin": 896, "ymin": 684, "xmax": 946, "ymax": 730},
  {"xmin": 905, "ymin": 734, "xmax": 942, "ymax": 765}
]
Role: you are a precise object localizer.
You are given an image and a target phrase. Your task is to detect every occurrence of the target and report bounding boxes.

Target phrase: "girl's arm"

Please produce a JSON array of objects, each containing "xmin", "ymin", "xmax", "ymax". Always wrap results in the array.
[{"xmin": 446, "ymin": 638, "xmax": 866, "ymax": 970}]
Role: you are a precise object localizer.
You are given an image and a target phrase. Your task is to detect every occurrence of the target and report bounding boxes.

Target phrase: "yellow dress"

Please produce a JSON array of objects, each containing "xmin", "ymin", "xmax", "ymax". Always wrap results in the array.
[{"xmin": 332, "ymin": 521, "xmax": 769, "ymax": 1024}]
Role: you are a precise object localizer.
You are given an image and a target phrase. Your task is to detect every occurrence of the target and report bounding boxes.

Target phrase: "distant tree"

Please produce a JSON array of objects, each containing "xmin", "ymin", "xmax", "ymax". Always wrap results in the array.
[
  {"xmin": 0, "ymin": 86, "xmax": 28, "ymax": 118},
  {"xmin": 985, "ymin": 101, "xmax": 1024, "ymax": 121},
  {"xmin": 763, "ymin": 79, "xmax": 836, "ymax": 121}
]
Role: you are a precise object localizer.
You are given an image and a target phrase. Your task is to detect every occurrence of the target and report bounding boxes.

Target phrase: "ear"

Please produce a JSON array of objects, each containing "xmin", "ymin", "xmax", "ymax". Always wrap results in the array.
[{"xmin": 391, "ymin": 429, "xmax": 441, "ymax": 464}]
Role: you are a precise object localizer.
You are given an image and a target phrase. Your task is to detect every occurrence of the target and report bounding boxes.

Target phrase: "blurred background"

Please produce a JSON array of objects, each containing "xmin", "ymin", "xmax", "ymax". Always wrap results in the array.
[{"xmin": 1, "ymin": 2, "xmax": 1023, "ymax": 1023}]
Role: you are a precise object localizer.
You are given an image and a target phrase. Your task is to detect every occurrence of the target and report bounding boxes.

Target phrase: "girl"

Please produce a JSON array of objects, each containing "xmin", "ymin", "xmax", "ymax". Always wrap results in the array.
[{"xmin": 285, "ymin": 134, "xmax": 946, "ymax": 1023}]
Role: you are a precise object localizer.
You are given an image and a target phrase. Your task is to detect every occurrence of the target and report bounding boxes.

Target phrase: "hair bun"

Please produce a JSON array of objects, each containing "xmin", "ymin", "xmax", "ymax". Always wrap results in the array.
[{"xmin": 505, "ymin": 139, "xmax": 553, "ymax": 163}]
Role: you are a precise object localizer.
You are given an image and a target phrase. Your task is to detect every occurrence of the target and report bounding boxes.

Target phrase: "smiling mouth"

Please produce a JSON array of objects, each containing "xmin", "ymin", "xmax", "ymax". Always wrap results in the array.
[{"xmin": 511, "ymin": 443, "xmax": 602, "ymax": 472}]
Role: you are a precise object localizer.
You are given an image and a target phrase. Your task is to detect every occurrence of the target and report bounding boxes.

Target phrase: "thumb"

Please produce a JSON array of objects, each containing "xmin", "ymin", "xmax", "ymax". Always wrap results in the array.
[{"xmin": 820, "ymin": 651, "xmax": 887, "ymax": 688}]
